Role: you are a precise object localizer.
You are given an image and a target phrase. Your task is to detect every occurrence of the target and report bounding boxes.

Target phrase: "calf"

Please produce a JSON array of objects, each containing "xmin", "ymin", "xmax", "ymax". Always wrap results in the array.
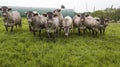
[
  {"xmin": 0, "ymin": 6, "xmax": 22, "ymax": 32},
  {"xmin": 53, "ymin": 9, "xmax": 64, "ymax": 34},
  {"xmin": 62, "ymin": 16, "xmax": 73, "ymax": 37}
]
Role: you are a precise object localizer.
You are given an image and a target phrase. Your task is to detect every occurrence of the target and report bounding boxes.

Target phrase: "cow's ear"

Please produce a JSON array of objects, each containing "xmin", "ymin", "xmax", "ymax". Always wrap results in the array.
[
  {"xmin": 77, "ymin": 14, "xmax": 80, "ymax": 17},
  {"xmin": 96, "ymin": 19, "xmax": 100, "ymax": 21},
  {"xmin": 85, "ymin": 14, "xmax": 89, "ymax": 17},
  {"xmin": 42, "ymin": 14, "xmax": 47, "ymax": 17},
  {"xmin": 8, "ymin": 8, "xmax": 12, "ymax": 11},
  {"xmin": 54, "ymin": 14, "xmax": 58, "ymax": 17},
  {"xmin": 57, "ymin": 9, "xmax": 61, "ymax": 12},
  {"xmin": 34, "ymin": 13, "xmax": 38, "ymax": 16}
]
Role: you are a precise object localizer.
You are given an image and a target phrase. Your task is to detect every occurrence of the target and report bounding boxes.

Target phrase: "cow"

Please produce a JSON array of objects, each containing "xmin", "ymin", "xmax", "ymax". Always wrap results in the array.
[
  {"xmin": 46, "ymin": 12, "xmax": 60, "ymax": 41},
  {"xmin": 99, "ymin": 17, "xmax": 108, "ymax": 35},
  {"xmin": 62, "ymin": 16, "xmax": 73, "ymax": 37},
  {"xmin": 25, "ymin": 11, "xmax": 42, "ymax": 31},
  {"xmin": 0, "ymin": 6, "xmax": 22, "ymax": 32},
  {"xmin": 53, "ymin": 9, "xmax": 64, "ymax": 34},
  {"xmin": 25, "ymin": 11, "xmax": 47, "ymax": 37},
  {"xmin": 25, "ymin": 11, "xmax": 34, "ymax": 31},
  {"xmin": 80, "ymin": 13, "xmax": 108, "ymax": 36},
  {"xmin": 73, "ymin": 14, "xmax": 85, "ymax": 35}
]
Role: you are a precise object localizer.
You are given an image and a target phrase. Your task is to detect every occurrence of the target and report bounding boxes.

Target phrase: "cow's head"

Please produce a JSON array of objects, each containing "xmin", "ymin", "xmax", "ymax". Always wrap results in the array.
[
  {"xmin": 80, "ymin": 13, "xmax": 85, "ymax": 22},
  {"xmin": 100, "ymin": 18, "xmax": 106, "ymax": 25},
  {"xmin": 64, "ymin": 26, "xmax": 70, "ymax": 37},
  {"xmin": 62, "ymin": 19, "xmax": 70, "ymax": 37},
  {"xmin": 99, "ymin": 17, "xmax": 108, "ymax": 27},
  {"xmin": 47, "ymin": 12, "xmax": 54, "ymax": 20},
  {"xmin": 53, "ymin": 9, "xmax": 61, "ymax": 15},
  {"xmin": 0, "ymin": 6, "xmax": 12, "ymax": 17},
  {"xmin": 46, "ymin": 12, "xmax": 54, "ymax": 28},
  {"xmin": 80, "ymin": 13, "xmax": 89, "ymax": 24},
  {"xmin": 25, "ymin": 11, "xmax": 34, "ymax": 22}
]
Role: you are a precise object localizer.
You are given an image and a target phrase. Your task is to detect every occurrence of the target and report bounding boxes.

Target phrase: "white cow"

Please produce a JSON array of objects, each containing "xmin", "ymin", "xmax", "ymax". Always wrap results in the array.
[{"xmin": 62, "ymin": 16, "xmax": 73, "ymax": 37}]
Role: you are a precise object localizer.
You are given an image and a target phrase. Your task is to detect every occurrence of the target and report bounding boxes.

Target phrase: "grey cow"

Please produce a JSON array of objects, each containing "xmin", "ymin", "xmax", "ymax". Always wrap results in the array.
[
  {"xmin": 0, "ymin": 6, "xmax": 22, "ymax": 32},
  {"xmin": 25, "ymin": 11, "xmax": 47, "ymax": 36},
  {"xmin": 53, "ymin": 9, "xmax": 64, "ymax": 34},
  {"xmin": 25, "ymin": 11, "xmax": 34, "ymax": 31},
  {"xmin": 46, "ymin": 12, "xmax": 60, "ymax": 41}
]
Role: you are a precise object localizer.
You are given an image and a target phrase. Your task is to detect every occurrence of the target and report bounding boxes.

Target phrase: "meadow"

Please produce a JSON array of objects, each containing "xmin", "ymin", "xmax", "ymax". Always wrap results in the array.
[{"xmin": 0, "ymin": 17, "xmax": 120, "ymax": 67}]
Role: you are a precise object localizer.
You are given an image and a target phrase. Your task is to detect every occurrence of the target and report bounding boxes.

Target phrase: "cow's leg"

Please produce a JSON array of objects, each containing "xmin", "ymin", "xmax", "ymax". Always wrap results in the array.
[
  {"xmin": 50, "ymin": 33, "xmax": 52, "ymax": 38},
  {"xmin": 19, "ymin": 20, "xmax": 22, "ymax": 28},
  {"xmin": 95, "ymin": 30, "xmax": 98, "ymax": 36},
  {"xmin": 71, "ymin": 24, "xmax": 73, "ymax": 33},
  {"xmin": 33, "ymin": 30, "xmax": 36, "ymax": 36},
  {"xmin": 38, "ymin": 29, "xmax": 41, "ymax": 37},
  {"xmin": 83, "ymin": 28, "xmax": 86, "ymax": 35},
  {"xmin": 56, "ymin": 29, "xmax": 59, "ymax": 37},
  {"xmin": 47, "ymin": 33, "xmax": 50, "ymax": 38},
  {"xmin": 11, "ymin": 26, "xmax": 14, "ymax": 32},
  {"xmin": 47, "ymin": 32, "xmax": 51, "ymax": 41},
  {"xmin": 103, "ymin": 28, "xmax": 105, "ymax": 35},
  {"xmin": 88, "ymin": 28, "xmax": 91, "ymax": 34},
  {"xmin": 59, "ymin": 27, "xmax": 62, "ymax": 35},
  {"xmin": 5, "ymin": 25, "xmax": 8, "ymax": 32},
  {"xmin": 78, "ymin": 28, "xmax": 80, "ymax": 35},
  {"xmin": 88, "ymin": 28, "xmax": 92, "ymax": 36},
  {"xmin": 29, "ymin": 25, "xmax": 32, "ymax": 31},
  {"xmin": 16, "ymin": 25, "xmax": 18, "ymax": 30},
  {"xmin": 53, "ymin": 32, "xmax": 56, "ymax": 42},
  {"xmin": 92, "ymin": 29, "xmax": 95, "ymax": 35},
  {"xmin": 100, "ymin": 28, "xmax": 102, "ymax": 35},
  {"xmin": 59, "ymin": 28, "xmax": 61, "ymax": 35}
]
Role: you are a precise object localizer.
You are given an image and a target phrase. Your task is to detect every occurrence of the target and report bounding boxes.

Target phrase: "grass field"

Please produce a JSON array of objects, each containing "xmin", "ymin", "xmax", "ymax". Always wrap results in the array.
[{"xmin": 0, "ymin": 17, "xmax": 120, "ymax": 67}]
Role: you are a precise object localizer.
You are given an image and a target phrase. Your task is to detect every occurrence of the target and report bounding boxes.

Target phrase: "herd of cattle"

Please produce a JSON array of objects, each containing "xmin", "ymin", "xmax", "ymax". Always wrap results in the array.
[{"xmin": 0, "ymin": 6, "xmax": 108, "ymax": 39}]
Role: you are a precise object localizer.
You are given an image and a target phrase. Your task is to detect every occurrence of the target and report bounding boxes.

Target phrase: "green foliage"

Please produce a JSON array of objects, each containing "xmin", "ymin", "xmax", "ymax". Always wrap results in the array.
[
  {"xmin": 0, "ymin": 17, "xmax": 120, "ymax": 67},
  {"xmin": 91, "ymin": 10, "xmax": 107, "ymax": 18},
  {"xmin": 112, "ymin": 8, "xmax": 120, "ymax": 21},
  {"xmin": 91, "ymin": 8, "xmax": 120, "ymax": 21}
]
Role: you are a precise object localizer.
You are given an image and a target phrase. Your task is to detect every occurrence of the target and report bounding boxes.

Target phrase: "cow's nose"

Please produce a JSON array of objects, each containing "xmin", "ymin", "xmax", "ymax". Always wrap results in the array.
[
  {"xmin": 28, "ymin": 19, "xmax": 32, "ymax": 22},
  {"xmin": 81, "ymin": 19, "xmax": 84, "ymax": 22},
  {"xmin": 65, "ymin": 33, "xmax": 68, "ymax": 37},
  {"xmin": 2, "ymin": 13, "xmax": 7, "ymax": 16}
]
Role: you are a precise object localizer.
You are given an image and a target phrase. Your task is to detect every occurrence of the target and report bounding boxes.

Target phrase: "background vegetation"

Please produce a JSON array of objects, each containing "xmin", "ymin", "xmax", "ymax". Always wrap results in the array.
[{"xmin": 91, "ymin": 7, "xmax": 120, "ymax": 22}]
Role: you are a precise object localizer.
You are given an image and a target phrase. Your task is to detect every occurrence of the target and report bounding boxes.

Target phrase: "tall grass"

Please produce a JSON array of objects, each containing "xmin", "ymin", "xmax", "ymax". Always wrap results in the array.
[{"xmin": 0, "ymin": 17, "xmax": 120, "ymax": 67}]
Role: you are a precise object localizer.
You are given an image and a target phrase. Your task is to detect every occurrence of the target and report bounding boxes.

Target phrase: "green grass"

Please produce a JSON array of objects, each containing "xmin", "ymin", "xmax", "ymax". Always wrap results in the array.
[{"xmin": 0, "ymin": 17, "xmax": 120, "ymax": 67}]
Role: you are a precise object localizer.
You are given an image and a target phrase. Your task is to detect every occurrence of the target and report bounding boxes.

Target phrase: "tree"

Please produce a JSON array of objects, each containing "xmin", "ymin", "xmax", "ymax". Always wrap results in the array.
[
  {"xmin": 91, "ymin": 10, "xmax": 107, "ymax": 18},
  {"xmin": 112, "ymin": 8, "xmax": 120, "ymax": 21}
]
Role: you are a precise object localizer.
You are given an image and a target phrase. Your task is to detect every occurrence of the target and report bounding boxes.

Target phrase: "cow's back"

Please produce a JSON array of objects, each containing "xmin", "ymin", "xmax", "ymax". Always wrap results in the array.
[
  {"xmin": 85, "ymin": 16, "xmax": 100, "ymax": 27},
  {"xmin": 65, "ymin": 16, "xmax": 72, "ymax": 26},
  {"xmin": 8, "ymin": 11, "xmax": 21, "ymax": 23}
]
